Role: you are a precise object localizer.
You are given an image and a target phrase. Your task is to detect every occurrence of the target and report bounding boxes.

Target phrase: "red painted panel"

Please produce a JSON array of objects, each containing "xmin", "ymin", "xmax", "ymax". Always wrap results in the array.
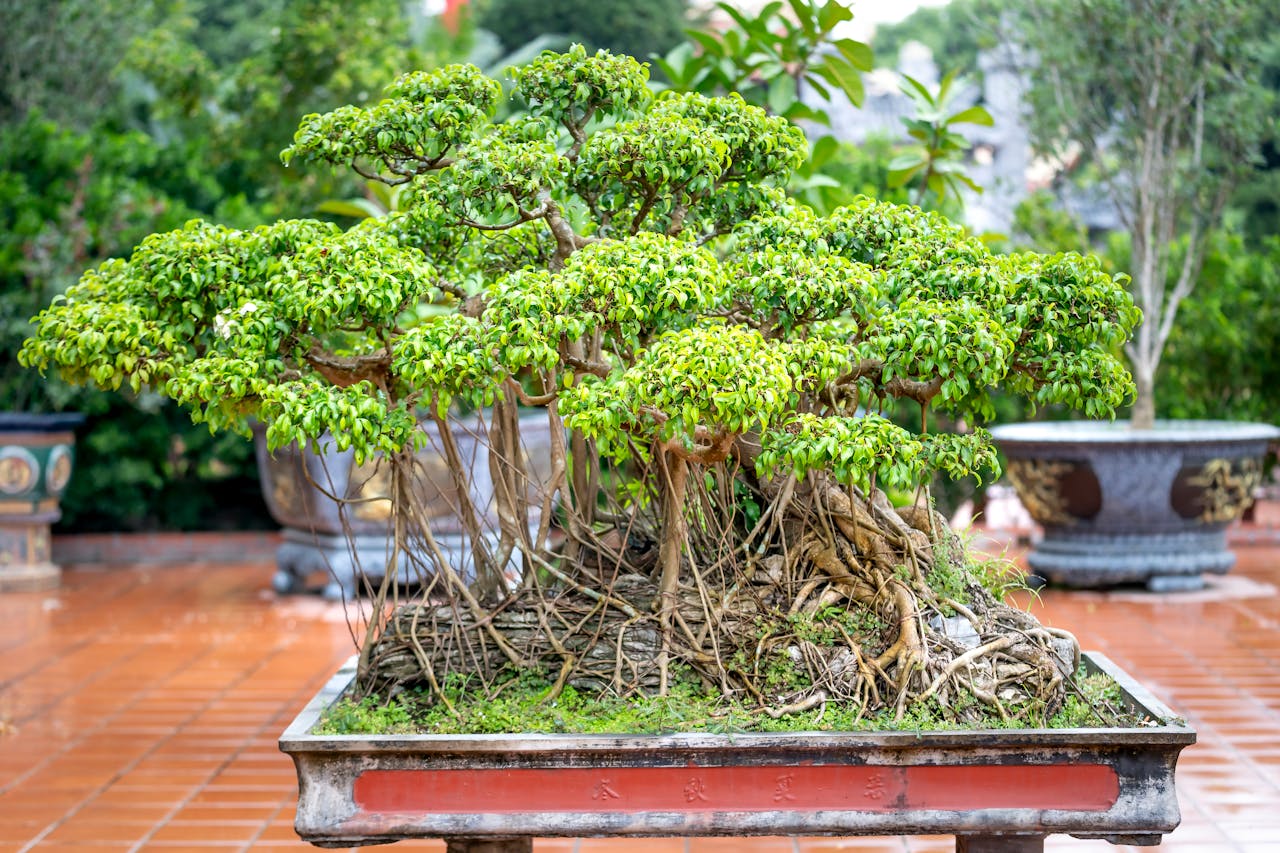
[
  {"xmin": 905, "ymin": 764, "xmax": 1119, "ymax": 811},
  {"xmin": 353, "ymin": 763, "xmax": 1119, "ymax": 815}
]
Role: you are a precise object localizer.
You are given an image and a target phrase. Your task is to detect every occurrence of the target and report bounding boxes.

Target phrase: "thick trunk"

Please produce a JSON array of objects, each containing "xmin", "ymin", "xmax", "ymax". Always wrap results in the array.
[
  {"xmin": 657, "ymin": 453, "xmax": 690, "ymax": 601},
  {"xmin": 655, "ymin": 451, "xmax": 689, "ymax": 695}
]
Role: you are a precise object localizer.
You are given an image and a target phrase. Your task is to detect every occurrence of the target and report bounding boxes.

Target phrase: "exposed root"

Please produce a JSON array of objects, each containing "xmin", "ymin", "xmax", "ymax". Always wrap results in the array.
[{"xmin": 364, "ymin": 465, "xmax": 1079, "ymax": 728}]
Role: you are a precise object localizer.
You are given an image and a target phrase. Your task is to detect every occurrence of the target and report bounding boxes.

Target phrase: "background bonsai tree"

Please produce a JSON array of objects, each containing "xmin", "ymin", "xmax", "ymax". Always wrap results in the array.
[{"xmin": 22, "ymin": 48, "xmax": 1139, "ymax": 727}]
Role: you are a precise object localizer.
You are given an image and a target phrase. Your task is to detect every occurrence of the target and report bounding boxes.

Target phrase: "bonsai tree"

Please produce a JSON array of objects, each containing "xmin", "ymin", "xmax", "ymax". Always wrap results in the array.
[{"xmin": 22, "ymin": 48, "xmax": 1140, "ymax": 726}]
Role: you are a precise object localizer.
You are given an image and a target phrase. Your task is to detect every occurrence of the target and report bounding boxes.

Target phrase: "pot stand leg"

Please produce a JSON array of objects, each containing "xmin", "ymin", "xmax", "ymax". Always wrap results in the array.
[
  {"xmin": 956, "ymin": 836, "xmax": 1045, "ymax": 853},
  {"xmin": 444, "ymin": 839, "xmax": 532, "ymax": 853}
]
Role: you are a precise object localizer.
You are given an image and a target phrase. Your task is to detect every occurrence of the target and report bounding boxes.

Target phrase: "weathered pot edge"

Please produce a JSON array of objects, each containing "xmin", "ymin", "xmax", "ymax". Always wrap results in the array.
[{"xmin": 280, "ymin": 653, "xmax": 1194, "ymax": 845}]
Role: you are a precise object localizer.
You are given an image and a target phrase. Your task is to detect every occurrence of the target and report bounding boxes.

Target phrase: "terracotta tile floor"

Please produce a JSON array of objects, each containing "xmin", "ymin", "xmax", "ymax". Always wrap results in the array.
[{"xmin": 3, "ymin": 539, "xmax": 1280, "ymax": 853}]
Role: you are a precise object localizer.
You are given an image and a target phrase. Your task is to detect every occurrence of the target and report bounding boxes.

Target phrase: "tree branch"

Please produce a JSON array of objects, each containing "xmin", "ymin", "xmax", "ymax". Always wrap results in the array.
[{"xmin": 304, "ymin": 345, "xmax": 393, "ymax": 388}]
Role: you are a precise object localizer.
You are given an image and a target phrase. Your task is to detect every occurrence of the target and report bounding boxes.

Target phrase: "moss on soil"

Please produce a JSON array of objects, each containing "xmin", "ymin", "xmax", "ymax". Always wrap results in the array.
[{"xmin": 314, "ymin": 665, "xmax": 1158, "ymax": 736}]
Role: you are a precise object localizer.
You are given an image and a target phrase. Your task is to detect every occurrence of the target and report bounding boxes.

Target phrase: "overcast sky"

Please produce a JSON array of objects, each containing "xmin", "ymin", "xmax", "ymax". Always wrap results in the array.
[{"xmin": 844, "ymin": 0, "xmax": 952, "ymax": 39}]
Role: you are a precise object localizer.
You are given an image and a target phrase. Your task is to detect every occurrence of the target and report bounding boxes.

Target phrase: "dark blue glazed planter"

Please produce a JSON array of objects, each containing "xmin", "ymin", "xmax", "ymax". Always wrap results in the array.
[
  {"xmin": 0, "ymin": 412, "xmax": 84, "ymax": 591},
  {"xmin": 991, "ymin": 420, "xmax": 1280, "ymax": 591}
]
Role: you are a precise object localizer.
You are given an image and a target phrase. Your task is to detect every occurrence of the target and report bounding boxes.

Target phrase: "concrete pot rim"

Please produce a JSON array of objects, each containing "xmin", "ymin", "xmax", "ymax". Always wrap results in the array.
[
  {"xmin": 281, "ymin": 650, "xmax": 1195, "ymax": 754},
  {"xmin": 990, "ymin": 419, "xmax": 1280, "ymax": 445},
  {"xmin": 0, "ymin": 412, "xmax": 86, "ymax": 433}
]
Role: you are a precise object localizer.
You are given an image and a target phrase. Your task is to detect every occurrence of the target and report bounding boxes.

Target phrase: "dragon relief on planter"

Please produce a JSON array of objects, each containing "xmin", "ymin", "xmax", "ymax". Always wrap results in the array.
[
  {"xmin": 270, "ymin": 461, "xmax": 301, "ymax": 518},
  {"xmin": 352, "ymin": 460, "xmax": 394, "ymax": 522},
  {"xmin": 1002, "ymin": 459, "xmax": 1101, "ymax": 526},
  {"xmin": 1176, "ymin": 457, "xmax": 1263, "ymax": 523}
]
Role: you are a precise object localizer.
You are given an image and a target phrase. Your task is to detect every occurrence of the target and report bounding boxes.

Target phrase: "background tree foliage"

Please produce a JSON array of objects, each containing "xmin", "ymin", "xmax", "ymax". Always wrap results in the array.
[
  {"xmin": 477, "ymin": 0, "xmax": 689, "ymax": 69},
  {"xmin": 1014, "ymin": 0, "xmax": 1275, "ymax": 428},
  {"xmin": 0, "ymin": 0, "xmax": 426, "ymax": 531},
  {"xmin": 870, "ymin": 0, "xmax": 1001, "ymax": 74}
]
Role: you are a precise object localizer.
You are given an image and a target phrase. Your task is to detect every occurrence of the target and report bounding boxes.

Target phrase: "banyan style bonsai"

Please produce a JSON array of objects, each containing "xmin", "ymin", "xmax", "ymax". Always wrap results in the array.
[{"xmin": 21, "ymin": 47, "xmax": 1141, "ymax": 728}]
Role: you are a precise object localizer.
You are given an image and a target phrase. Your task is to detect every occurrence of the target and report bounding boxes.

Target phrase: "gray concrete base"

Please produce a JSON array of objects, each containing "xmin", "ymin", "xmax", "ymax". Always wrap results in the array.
[{"xmin": 1029, "ymin": 529, "xmax": 1234, "ymax": 589}]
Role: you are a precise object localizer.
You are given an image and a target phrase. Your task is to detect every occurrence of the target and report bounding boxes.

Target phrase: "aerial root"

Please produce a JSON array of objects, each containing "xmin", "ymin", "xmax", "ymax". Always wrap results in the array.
[{"xmin": 362, "ymin": 484, "xmax": 1079, "ymax": 726}]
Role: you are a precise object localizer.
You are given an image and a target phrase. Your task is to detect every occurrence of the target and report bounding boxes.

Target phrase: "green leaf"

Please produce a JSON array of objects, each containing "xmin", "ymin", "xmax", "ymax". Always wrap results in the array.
[
  {"xmin": 832, "ymin": 38, "xmax": 873, "ymax": 72},
  {"xmin": 768, "ymin": 73, "xmax": 798, "ymax": 116},
  {"xmin": 887, "ymin": 152, "xmax": 924, "ymax": 172},
  {"xmin": 816, "ymin": 0, "xmax": 853, "ymax": 33},
  {"xmin": 899, "ymin": 73, "xmax": 935, "ymax": 105},
  {"xmin": 813, "ymin": 56, "xmax": 865, "ymax": 108},
  {"xmin": 887, "ymin": 166, "xmax": 923, "ymax": 189},
  {"xmin": 686, "ymin": 29, "xmax": 727, "ymax": 59},
  {"xmin": 946, "ymin": 105, "xmax": 995, "ymax": 127},
  {"xmin": 785, "ymin": 0, "xmax": 819, "ymax": 39},
  {"xmin": 316, "ymin": 199, "xmax": 384, "ymax": 220}
]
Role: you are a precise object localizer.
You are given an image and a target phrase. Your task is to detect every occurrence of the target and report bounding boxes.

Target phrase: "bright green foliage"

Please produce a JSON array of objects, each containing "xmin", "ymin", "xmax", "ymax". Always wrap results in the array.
[
  {"xmin": 574, "ymin": 92, "xmax": 805, "ymax": 238},
  {"xmin": 511, "ymin": 45, "xmax": 653, "ymax": 125},
  {"xmin": 726, "ymin": 250, "xmax": 877, "ymax": 336},
  {"xmin": 563, "ymin": 323, "xmax": 793, "ymax": 447},
  {"xmin": 284, "ymin": 64, "xmax": 502, "ymax": 182},
  {"xmin": 732, "ymin": 198, "xmax": 1140, "ymax": 424},
  {"xmin": 554, "ymin": 234, "xmax": 724, "ymax": 339},
  {"xmin": 887, "ymin": 72, "xmax": 995, "ymax": 207},
  {"xmin": 759, "ymin": 413, "xmax": 922, "ymax": 493},
  {"xmin": 22, "ymin": 216, "xmax": 434, "ymax": 461},
  {"xmin": 921, "ymin": 430, "xmax": 1000, "ymax": 484},
  {"xmin": 23, "ymin": 49, "xmax": 1138, "ymax": 499},
  {"xmin": 657, "ymin": 0, "xmax": 872, "ymax": 124}
]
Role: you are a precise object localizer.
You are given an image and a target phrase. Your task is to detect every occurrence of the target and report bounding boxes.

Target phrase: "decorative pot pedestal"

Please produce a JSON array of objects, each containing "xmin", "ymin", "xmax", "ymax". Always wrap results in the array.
[
  {"xmin": 991, "ymin": 420, "xmax": 1280, "ymax": 590},
  {"xmin": 0, "ymin": 516, "xmax": 58, "ymax": 592},
  {"xmin": 281, "ymin": 652, "xmax": 1194, "ymax": 852},
  {"xmin": 0, "ymin": 413, "xmax": 83, "ymax": 593}
]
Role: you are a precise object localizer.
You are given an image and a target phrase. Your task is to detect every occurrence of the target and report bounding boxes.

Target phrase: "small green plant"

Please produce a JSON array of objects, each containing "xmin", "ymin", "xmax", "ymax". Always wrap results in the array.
[
  {"xmin": 887, "ymin": 72, "xmax": 994, "ymax": 208},
  {"xmin": 315, "ymin": 692, "xmax": 419, "ymax": 735}
]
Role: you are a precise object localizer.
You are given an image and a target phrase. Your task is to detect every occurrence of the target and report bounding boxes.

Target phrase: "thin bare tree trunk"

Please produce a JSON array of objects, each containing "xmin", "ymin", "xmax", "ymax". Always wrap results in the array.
[{"xmin": 1131, "ymin": 368, "xmax": 1156, "ymax": 430}]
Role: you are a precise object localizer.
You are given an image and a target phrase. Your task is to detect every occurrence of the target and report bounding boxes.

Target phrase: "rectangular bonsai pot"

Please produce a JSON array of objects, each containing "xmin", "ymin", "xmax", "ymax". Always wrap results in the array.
[{"xmin": 280, "ymin": 652, "xmax": 1194, "ymax": 850}]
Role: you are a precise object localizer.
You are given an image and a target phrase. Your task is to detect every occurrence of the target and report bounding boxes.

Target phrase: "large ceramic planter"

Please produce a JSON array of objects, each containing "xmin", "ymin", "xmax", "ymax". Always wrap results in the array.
[
  {"xmin": 254, "ymin": 414, "xmax": 554, "ymax": 599},
  {"xmin": 0, "ymin": 413, "xmax": 84, "ymax": 592},
  {"xmin": 990, "ymin": 420, "xmax": 1280, "ymax": 591},
  {"xmin": 281, "ymin": 652, "xmax": 1193, "ymax": 852}
]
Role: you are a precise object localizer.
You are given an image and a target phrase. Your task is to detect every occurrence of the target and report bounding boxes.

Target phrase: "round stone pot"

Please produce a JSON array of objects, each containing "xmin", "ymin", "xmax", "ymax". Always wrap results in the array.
[
  {"xmin": 253, "ymin": 413, "xmax": 555, "ymax": 599},
  {"xmin": 990, "ymin": 420, "xmax": 1280, "ymax": 591},
  {"xmin": 0, "ymin": 412, "xmax": 84, "ymax": 592}
]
